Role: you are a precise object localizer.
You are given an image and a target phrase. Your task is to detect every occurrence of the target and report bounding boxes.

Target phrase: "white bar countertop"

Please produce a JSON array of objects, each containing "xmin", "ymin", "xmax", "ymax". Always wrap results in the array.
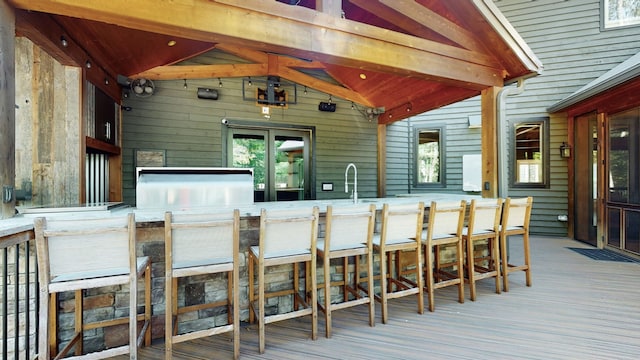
[{"xmin": 1, "ymin": 194, "xmax": 481, "ymax": 239}]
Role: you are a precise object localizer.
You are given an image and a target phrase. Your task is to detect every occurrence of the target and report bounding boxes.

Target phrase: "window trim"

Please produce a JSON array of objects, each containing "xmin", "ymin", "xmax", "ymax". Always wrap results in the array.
[
  {"xmin": 601, "ymin": 0, "xmax": 640, "ymax": 30},
  {"xmin": 510, "ymin": 117, "xmax": 550, "ymax": 189},
  {"xmin": 413, "ymin": 125, "xmax": 445, "ymax": 188}
]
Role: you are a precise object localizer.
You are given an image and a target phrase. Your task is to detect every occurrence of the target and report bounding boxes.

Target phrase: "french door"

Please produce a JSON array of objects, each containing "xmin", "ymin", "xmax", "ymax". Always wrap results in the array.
[{"xmin": 227, "ymin": 127, "xmax": 311, "ymax": 202}]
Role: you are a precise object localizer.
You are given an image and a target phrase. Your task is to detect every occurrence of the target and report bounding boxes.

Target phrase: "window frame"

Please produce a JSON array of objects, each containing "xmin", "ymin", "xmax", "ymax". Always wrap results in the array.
[
  {"xmin": 413, "ymin": 125, "xmax": 445, "ymax": 188},
  {"xmin": 510, "ymin": 117, "xmax": 550, "ymax": 189},
  {"xmin": 601, "ymin": 0, "xmax": 640, "ymax": 29}
]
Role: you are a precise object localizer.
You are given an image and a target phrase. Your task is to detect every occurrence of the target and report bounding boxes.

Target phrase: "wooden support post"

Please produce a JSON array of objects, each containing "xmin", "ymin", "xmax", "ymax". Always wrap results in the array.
[
  {"xmin": 0, "ymin": 3, "xmax": 16, "ymax": 219},
  {"xmin": 481, "ymin": 86, "xmax": 501, "ymax": 199},
  {"xmin": 377, "ymin": 124, "xmax": 387, "ymax": 198}
]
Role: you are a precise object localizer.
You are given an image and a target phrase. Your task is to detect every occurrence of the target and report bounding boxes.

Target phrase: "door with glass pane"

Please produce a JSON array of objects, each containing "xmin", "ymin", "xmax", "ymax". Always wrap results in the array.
[
  {"xmin": 574, "ymin": 113, "xmax": 598, "ymax": 246},
  {"xmin": 228, "ymin": 127, "xmax": 310, "ymax": 202},
  {"xmin": 607, "ymin": 108, "xmax": 640, "ymax": 254}
]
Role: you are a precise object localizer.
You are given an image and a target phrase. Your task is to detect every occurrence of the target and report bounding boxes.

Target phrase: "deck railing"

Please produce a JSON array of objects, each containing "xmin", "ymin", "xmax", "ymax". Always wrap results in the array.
[{"xmin": 0, "ymin": 230, "xmax": 38, "ymax": 360}]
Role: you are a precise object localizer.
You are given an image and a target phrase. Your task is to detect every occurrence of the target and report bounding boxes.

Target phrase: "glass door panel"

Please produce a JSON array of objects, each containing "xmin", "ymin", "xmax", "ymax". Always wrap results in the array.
[
  {"xmin": 275, "ymin": 135, "xmax": 305, "ymax": 201},
  {"xmin": 231, "ymin": 130, "xmax": 268, "ymax": 202},
  {"xmin": 229, "ymin": 127, "xmax": 311, "ymax": 202}
]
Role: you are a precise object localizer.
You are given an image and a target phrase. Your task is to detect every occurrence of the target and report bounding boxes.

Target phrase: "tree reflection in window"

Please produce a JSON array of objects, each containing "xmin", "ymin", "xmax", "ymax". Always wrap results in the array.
[{"xmin": 417, "ymin": 129, "xmax": 441, "ymax": 184}]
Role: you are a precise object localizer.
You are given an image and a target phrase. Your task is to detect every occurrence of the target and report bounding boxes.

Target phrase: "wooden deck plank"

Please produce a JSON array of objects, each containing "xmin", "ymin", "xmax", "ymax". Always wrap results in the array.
[{"xmin": 114, "ymin": 236, "xmax": 640, "ymax": 360}]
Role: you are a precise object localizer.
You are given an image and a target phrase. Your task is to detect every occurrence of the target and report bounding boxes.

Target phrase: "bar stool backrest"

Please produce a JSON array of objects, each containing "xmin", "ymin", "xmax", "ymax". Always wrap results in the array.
[
  {"xmin": 261, "ymin": 207, "xmax": 319, "ymax": 256},
  {"xmin": 380, "ymin": 202, "xmax": 424, "ymax": 244},
  {"xmin": 428, "ymin": 201, "xmax": 466, "ymax": 239},
  {"xmin": 37, "ymin": 214, "xmax": 135, "ymax": 284},
  {"xmin": 167, "ymin": 211, "xmax": 239, "ymax": 268},
  {"xmin": 503, "ymin": 197, "xmax": 533, "ymax": 231},
  {"xmin": 325, "ymin": 204, "xmax": 376, "ymax": 251},
  {"xmin": 468, "ymin": 198, "xmax": 503, "ymax": 234}
]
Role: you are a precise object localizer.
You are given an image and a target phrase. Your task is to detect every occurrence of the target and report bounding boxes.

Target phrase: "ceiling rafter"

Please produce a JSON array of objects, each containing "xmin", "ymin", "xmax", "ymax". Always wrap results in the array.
[
  {"xmin": 378, "ymin": 0, "xmax": 487, "ymax": 53},
  {"xmin": 8, "ymin": 0, "xmax": 505, "ymax": 89}
]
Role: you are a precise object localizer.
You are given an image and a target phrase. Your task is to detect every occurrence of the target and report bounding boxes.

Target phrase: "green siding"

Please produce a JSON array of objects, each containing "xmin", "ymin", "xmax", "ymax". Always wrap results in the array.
[
  {"xmin": 122, "ymin": 50, "xmax": 378, "ymax": 205},
  {"xmin": 385, "ymin": 0, "xmax": 640, "ymax": 237}
]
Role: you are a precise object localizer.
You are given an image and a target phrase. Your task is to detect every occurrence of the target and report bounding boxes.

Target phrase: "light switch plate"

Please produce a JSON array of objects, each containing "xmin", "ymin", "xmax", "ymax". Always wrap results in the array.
[{"xmin": 322, "ymin": 182, "xmax": 333, "ymax": 191}]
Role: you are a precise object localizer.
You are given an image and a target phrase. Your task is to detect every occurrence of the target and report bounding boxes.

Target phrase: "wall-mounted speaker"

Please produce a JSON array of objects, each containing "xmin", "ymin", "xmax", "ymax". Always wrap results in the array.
[
  {"xmin": 197, "ymin": 87, "xmax": 219, "ymax": 100},
  {"xmin": 318, "ymin": 102, "xmax": 336, "ymax": 112}
]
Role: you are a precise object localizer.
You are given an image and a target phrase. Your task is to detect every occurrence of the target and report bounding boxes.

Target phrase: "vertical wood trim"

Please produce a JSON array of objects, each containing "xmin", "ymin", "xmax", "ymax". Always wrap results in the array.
[
  {"xmin": 377, "ymin": 124, "xmax": 387, "ymax": 198},
  {"xmin": 596, "ymin": 112, "xmax": 606, "ymax": 248},
  {"xmin": 316, "ymin": 0, "xmax": 343, "ymax": 18},
  {"xmin": 0, "ymin": 2, "xmax": 16, "ymax": 218},
  {"xmin": 566, "ymin": 113, "xmax": 575, "ymax": 239},
  {"xmin": 481, "ymin": 86, "xmax": 500, "ymax": 198}
]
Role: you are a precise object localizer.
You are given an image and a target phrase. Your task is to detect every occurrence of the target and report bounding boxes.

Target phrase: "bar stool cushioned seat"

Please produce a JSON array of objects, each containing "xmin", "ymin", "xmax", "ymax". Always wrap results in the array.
[
  {"xmin": 423, "ymin": 200, "xmax": 466, "ymax": 312},
  {"xmin": 463, "ymin": 198, "xmax": 503, "ymax": 301},
  {"xmin": 248, "ymin": 206, "xmax": 319, "ymax": 353},
  {"xmin": 164, "ymin": 209, "xmax": 241, "ymax": 360},
  {"xmin": 371, "ymin": 202, "xmax": 425, "ymax": 324},
  {"xmin": 499, "ymin": 196, "xmax": 533, "ymax": 292},
  {"xmin": 317, "ymin": 204, "xmax": 376, "ymax": 337},
  {"xmin": 34, "ymin": 213, "xmax": 151, "ymax": 360}
]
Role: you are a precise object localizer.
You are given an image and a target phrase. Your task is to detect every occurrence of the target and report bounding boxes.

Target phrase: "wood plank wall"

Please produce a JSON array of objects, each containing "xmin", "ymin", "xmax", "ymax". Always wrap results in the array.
[{"xmin": 14, "ymin": 37, "xmax": 82, "ymax": 209}]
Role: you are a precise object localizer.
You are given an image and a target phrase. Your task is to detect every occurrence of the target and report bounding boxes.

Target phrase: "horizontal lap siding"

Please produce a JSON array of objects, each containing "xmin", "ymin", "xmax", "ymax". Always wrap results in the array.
[
  {"xmin": 384, "ymin": 0, "xmax": 640, "ymax": 237},
  {"xmin": 122, "ymin": 50, "xmax": 377, "ymax": 205},
  {"xmin": 498, "ymin": 0, "xmax": 640, "ymax": 236}
]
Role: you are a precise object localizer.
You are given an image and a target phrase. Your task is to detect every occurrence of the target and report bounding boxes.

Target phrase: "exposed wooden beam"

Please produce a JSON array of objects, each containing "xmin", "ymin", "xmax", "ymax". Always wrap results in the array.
[
  {"xmin": 277, "ymin": 66, "xmax": 372, "ymax": 106},
  {"xmin": 8, "ymin": 0, "xmax": 505, "ymax": 89},
  {"xmin": 379, "ymin": 0, "xmax": 487, "ymax": 53},
  {"xmin": 135, "ymin": 64, "xmax": 268, "ymax": 80}
]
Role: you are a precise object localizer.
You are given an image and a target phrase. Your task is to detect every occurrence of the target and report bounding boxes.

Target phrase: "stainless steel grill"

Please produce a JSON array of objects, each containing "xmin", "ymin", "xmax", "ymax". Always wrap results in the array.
[{"xmin": 135, "ymin": 167, "xmax": 254, "ymax": 210}]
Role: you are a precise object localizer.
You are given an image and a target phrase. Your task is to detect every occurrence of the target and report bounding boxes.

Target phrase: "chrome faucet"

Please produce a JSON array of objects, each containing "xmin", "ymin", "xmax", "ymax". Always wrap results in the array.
[{"xmin": 345, "ymin": 163, "xmax": 358, "ymax": 204}]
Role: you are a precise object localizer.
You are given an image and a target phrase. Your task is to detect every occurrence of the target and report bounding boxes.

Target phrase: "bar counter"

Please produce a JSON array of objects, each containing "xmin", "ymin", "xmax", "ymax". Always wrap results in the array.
[{"xmin": 1, "ymin": 193, "xmax": 479, "ymax": 352}]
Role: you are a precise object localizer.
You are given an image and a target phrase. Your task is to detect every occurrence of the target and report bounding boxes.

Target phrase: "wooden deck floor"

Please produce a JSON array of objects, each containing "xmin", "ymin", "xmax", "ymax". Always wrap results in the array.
[{"xmin": 122, "ymin": 236, "xmax": 640, "ymax": 360}]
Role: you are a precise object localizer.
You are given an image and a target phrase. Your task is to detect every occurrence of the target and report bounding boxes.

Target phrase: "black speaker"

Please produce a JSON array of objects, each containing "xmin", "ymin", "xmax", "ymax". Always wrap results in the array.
[
  {"xmin": 318, "ymin": 102, "xmax": 336, "ymax": 112},
  {"xmin": 197, "ymin": 87, "xmax": 219, "ymax": 100}
]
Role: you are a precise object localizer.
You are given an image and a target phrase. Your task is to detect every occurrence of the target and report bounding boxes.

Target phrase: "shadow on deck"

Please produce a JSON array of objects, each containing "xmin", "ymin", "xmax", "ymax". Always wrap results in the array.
[{"xmin": 122, "ymin": 236, "xmax": 640, "ymax": 360}]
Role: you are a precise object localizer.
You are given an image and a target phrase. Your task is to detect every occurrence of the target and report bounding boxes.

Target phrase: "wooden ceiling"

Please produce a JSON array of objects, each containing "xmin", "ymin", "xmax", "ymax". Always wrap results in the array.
[{"xmin": 8, "ymin": 0, "xmax": 542, "ymax": 124}]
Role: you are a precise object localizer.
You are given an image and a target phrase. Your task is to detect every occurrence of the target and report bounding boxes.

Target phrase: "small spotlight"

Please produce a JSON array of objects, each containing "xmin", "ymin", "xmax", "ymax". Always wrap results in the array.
[
  {"xmin": 104, "ymin": 78, "xmax": 109, "ymax": 85},
  {"xmin": 248, "ymin": 77, "xmax": 252, "ymax": 86},
  {"xmin": 351, "ymin": 102, "xmax": 355, "ymax": 110},
  {"xmin": 304, "ymin": 86, "xmax": 308, "ymax": 95},
  {"xmin": 218, "ymin": 78, "xmax": 223, "ymax": 88},
  {"xmin": 122, "ymin": 106, "xmax": 132, "ymax": 111},
  {"xmin": 85, "ymin": 60, "xmax": 91, "ymax": 69},
  {"xmin": 60, "ymin": 36, "xmax": 68, "ymax": 47},
  {"xmin": 183, "ymin": 79, "xmax": 188, "ymax": 89},
  {"xmin": 167, "ymin": 40, "xmax": 177, "ymax": 47}
]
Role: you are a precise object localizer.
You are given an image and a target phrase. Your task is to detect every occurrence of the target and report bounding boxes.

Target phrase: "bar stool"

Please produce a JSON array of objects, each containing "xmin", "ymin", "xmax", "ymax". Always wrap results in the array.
[
  {"xmin": 372, "ymin": 202, "xmax": 424, "ymax": 324},
  {"xmin": 463, "ymin": 198, "xmax": 502, "ymax": 301},
  {"xmin": 423, "ymin": 200, "xmax": 466, "ymax": 312},
  {"xmin": 34, "ymin": 213, "xmax": 151, "ymax": 360},
  {"xmin": 164, "ymin": 209, "xmax": 240, "ymax": 360},
  {"xmin": 500, "ymin": 196, "xmax": 533, "ymax": 292},
  {"xmin": 248, "ymin": 206, "xmax": 319, "ymax": 353},
  {"xmin": 317, "ymin": 204, "xmax": 376, "ymax": 338}
]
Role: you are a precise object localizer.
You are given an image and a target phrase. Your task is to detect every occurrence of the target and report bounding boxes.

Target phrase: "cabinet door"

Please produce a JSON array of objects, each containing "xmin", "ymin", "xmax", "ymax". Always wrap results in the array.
[{"xmin": 94, "ymin": 87, "xmax": 116, "ymax": 144}]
